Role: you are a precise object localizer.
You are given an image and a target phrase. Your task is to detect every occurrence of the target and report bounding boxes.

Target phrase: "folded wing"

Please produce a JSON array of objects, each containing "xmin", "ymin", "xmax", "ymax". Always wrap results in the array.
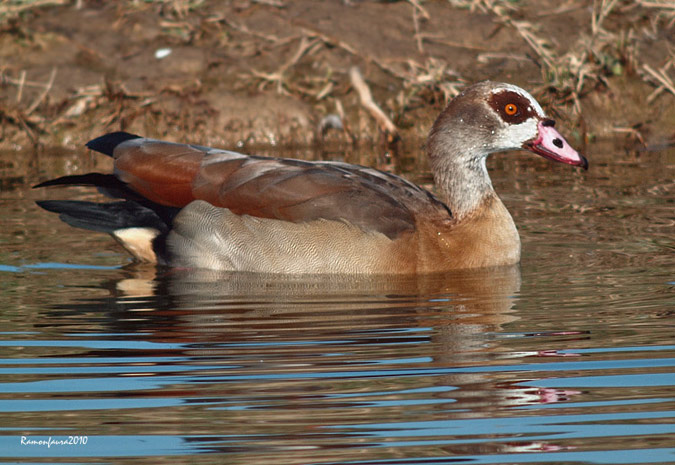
[{"xmin": 84, "ymin": 133, "xmax": 452, "ymax": 239}]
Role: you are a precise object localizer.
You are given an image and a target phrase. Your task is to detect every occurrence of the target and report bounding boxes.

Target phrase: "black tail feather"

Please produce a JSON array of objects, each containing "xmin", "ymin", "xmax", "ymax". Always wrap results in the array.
[
  {"xmin": 36, "ymin": 200, "xmax": 170, "ymax": 234},
  {"xmin": 33, "ymin": 172, "xmax": 145, "ymax": 203},
  {"xmin": 85, "ymin": 131, "xmax": 141, "ymax": 156},
  {"xmin": 33, "ymin": 173, "xmax": 121, "ymax": 189}
]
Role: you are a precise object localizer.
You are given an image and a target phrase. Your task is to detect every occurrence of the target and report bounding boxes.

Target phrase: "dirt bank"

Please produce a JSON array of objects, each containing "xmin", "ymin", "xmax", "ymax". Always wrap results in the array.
[{"xmin": 1, "ymin": 0, "xmax": 674, "ymax": 153}]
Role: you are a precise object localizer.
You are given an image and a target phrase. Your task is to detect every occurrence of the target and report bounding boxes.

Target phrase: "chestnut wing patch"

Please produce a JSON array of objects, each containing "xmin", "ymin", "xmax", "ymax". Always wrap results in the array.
[
  {"xmin": 110, "ymin": 138, "xmax": 449, "ymax": 239},
  {"xmin": 113, "ymin": 139, "xmax": 207, "ymax": 207}
]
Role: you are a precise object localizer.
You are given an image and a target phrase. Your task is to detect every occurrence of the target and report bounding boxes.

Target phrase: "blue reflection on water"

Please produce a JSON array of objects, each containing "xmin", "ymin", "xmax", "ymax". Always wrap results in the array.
[{"xmin": 0, "ymin": 262, "xmax": 121, "ymax": 273}]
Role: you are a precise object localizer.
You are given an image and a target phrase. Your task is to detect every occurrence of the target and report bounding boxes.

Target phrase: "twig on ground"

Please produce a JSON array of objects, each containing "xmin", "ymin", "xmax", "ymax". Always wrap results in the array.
[
  {"xmin": 303, "ymin": 29, "xmax": 359, "ymax": 57},
  {"xmin": 412, "ymin": 5, "xmax": 424, "ymax": 53},
  {"xmin": 1, "ymin": 71, "xmax": 55, "ymax": 89},
  {"xmin": 349, "ymin": 67, "xmax": 399, "ymax": 143},
  {"xmin": 26, "ymin": 67, "xmax": 57, "ymax": 115},
  {"xmin": 213, "ymin": 15, "xmax": 284, "ymax": 43},
  {"xmin": 302, "ymin": 28, "xmax": 410, "ymax": 82},
  {"xmin": 477, "ymin": 52, "xmax": 531, "ymax": 63},
  {"xmin": 612, "ymin": 126, "xmax": 645, "ymax": 146},
  {"xmin": 419, "ymin": 34, "xmax": 489, "ymax": 52},
  {"xmin": 16, "ymin": 70, "xmax": 26, "ymax": 103},
  {"xmin": 410, "ymin": 0, "xmax": 430, "ymax": 53},
  {"xmin": 253, "ymin": 0, "xmax": 286, "ymax": 7},
  {"xmin": 248, "ymin": 35, "xmax": 321, "ymax": 95},
  {"xmin": 0, "ymin": 106, "xmax": 41, "ymax": 145},
  {"xmin": 592, "ymin": 0, "xmax": 620, "ymax": 36},
  {"xmin": 642, "ymin": 61, "xmax": 675, "ymax": 102},
  {"xmin": 407, "ymin": 0, "xmax": 430, "ymax": 20}
]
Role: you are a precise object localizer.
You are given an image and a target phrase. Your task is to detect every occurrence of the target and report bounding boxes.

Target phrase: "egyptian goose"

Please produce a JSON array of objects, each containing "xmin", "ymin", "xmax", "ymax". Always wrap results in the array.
[{"xmin": 36, "ymin": 81, "xmax": 587, "ymax": 273}]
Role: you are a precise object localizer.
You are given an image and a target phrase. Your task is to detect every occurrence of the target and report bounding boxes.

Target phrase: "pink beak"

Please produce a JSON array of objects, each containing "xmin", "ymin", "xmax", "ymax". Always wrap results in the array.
[{"xmin": 524, "ymin": 119, "xmax": 588, "ymax": 170}]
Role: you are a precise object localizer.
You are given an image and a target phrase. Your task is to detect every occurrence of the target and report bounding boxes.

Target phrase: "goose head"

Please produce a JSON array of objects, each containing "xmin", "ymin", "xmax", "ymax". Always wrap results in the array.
[{"xmin": 427, "ymin": 81, "xmax": 587, "ymax": 218}]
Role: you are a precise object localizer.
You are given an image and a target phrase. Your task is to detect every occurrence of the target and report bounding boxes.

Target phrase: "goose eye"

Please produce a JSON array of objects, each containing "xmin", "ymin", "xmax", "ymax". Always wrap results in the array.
[{"xmin": 504, "ymin": 103, "xmax": 518, "ymax": 116}]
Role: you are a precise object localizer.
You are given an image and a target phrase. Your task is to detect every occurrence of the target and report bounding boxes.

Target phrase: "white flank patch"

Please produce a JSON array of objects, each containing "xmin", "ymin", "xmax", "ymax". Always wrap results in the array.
[{"xmin": 113, "ymin": 227, "xmax": 160, "ymax": 263}]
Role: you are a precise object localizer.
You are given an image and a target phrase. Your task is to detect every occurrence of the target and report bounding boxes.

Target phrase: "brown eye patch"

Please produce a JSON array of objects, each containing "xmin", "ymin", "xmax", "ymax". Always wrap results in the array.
[{"xmin": 488, "ymin": 90, "xmax": 537, "ymax": 124}]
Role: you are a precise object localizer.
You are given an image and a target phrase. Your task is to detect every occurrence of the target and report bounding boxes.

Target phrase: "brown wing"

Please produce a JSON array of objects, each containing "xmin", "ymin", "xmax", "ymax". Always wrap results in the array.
[
  {"xmin": 111, "ymin": 137, "xmax": 451, "ymax": 239},
  {"xmin": 113, "ymin": 139, "xmax": 204, "ymax": 207}
]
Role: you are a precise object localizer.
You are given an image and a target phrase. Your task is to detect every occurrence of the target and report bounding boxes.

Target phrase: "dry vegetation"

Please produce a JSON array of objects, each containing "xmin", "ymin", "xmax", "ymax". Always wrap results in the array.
[{"xmin": 0, "ymin": 0, "xmax": 673, "ymax": 151}]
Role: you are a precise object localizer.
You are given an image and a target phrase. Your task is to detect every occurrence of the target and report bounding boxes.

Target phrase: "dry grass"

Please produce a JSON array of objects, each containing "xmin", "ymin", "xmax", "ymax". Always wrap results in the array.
[
  {"xmin": 455, "ymin": 0, "xmax": 673, "ymax": 116},
  {"xmin": 0, "ymin": 0, "xmax": 209, "ymax": 24},
  {"xmin": 0, "ymin": 0, "xmax": 69, "ymax": 24},
  {"xmin": 0, "ymin": 0, "xmax": 673, "ymax": 148},
  {"xmin": 232, "ymin": 0, "xmax": 673, "ymax": 136},
  {"xmin": 641, "ymin": 58, "xmax": 675, "ymax": 101}
]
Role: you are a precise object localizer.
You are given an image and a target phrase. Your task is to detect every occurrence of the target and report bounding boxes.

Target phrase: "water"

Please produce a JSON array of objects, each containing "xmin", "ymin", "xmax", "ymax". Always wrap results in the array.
[{"xmin": 0, "ymin": 141, "xmax": 673, "ymax": 464}]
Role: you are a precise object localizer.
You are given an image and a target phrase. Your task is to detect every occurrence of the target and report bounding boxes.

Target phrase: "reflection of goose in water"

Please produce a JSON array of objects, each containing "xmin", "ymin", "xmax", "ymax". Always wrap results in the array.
[
  {"xmin": 36, "ymin": 82, "xmax": 586, "ymax": 273},
  {"xmin": 43, "ymin": 264, "xmax": 579, "ymax": 457}
]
